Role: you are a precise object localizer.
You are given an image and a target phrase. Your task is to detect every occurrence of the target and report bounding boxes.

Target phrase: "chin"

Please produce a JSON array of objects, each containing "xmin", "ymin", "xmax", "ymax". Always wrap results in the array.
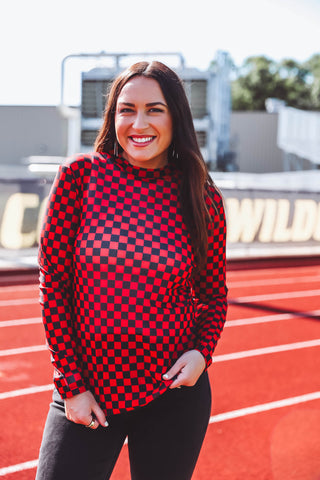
[{"xmin": 128, "ymin": 154, "xmax": 154, "ymax": 164}]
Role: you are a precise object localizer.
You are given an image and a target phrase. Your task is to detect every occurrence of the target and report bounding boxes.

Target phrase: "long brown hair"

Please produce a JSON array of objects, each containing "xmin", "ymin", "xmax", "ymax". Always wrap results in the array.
[{"xmin": 94, "ymin": 61, "xmax": 215, "ymax": 270}]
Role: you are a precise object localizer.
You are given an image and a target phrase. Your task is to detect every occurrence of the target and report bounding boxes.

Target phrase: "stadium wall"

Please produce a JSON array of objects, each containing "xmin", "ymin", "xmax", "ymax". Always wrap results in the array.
[{"xmin": 0, "ymin": 172, "xmax": 319, "ymax": 260}]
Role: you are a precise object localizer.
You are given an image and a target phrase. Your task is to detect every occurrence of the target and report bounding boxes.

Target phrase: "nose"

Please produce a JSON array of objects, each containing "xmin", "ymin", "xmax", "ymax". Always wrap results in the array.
[{"xmin": 132, "ymin": 111, "xmax": 148, "ymax": 130}]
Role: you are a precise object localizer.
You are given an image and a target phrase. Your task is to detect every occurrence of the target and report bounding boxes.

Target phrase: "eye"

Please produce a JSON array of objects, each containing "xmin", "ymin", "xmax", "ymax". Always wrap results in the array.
[
  {"xmin": 119, "ymin": 107, "xmax": 134, "ymax": 113},
  {"xmin": 149, "ymin": 107, "xmax": 164, "ymax": 113}
]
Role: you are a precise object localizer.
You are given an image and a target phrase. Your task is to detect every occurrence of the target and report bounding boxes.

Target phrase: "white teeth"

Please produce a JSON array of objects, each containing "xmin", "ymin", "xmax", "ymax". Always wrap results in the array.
[{"xmin": 131, "ymin": 136, "xmax": 153, "ymax": 143}]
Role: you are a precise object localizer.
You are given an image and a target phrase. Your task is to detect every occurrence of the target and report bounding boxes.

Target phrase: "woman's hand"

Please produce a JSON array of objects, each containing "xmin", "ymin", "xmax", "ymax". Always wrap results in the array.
[
  {"xmin": 163, "ymin": 350, "xmax": 206, "ymax": 389},
  {"xmin": 64, "ymin": 390, "xmax": 108, "ymax": 429}
]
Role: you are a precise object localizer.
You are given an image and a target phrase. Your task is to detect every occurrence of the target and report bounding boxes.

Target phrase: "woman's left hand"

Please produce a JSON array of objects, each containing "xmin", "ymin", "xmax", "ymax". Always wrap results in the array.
[{"xmin": 163, "ymin": 350, "xmax": 206, "ymax": 389}]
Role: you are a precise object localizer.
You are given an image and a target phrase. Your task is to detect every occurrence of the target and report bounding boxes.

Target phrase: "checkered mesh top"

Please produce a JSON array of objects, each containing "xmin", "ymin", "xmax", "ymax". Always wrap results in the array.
[{"xmin": 39, "ymin": 152, "xmax": 228, "ymax": 416}]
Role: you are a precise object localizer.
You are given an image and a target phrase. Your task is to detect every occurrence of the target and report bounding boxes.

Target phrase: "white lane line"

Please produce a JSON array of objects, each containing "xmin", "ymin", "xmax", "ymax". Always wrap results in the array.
[
  {"xmin": 0, "ymin": 313, "xmax": 297, "ymax": 330},
  {"xmin": 1, "ymin": 288, "xmax": 319, "ymax": 308},
  {"xmin": 209, "ymin": 391, "xmax": 320, "ymax": 424},
  {"xmin": 0, "ymin": 306, "xmax": 318, "ymax": 330},
  {"xmin": 1, "ymin": 308, "xmax": 319, "ymax": 330},
  {"xmin": 0, "ymin": 317, "xmax": 42, "ymax": 328},
  {"xmin": 0, "ymin": 284, "xmax": 38, "ymax": 293},
  {"xmin": 1, "ymin": 313, "xmax": 294, "ymax": 329},
  {"xmin": 1, "ymin": 390, "xmax": 319, "ymax": 476},
  {"xmin": 0, "ymin": 384, "xmax": 53, "ymax": 400},
  {"xmin": 0, "ymin": 460, "xmax": 39, "ymax": 476},
  {"xmin": 0, "ymin": 298, "xmax": 38, "ymax": 307},
  {"xmin": 226, "ymin": 310, "xmax": 320, "ymax": 327},
  {"xmin": 1, "ymin": 339, "xmax": 319, "ymax": 364},
  {"xmin": 227, "ymin": 266, "xmax": 319, "ymax": 279},
  {"xmin": 0, "ymin": 273, "xmax": 318, "ymax": 292},
  {"xmin": 0, "ymin": 345, "xmax": 47, "ymax": 357},
  {"xmin": 231, "ymin": 289, "xmax": 320, "ymax": 303},
  {"xmin": 228, "ymin": 275, "xmax": 320, "ymax": 288},
  {"xmin": 214, "ymin": 339, "xmax": 320, "ymax": 362}
]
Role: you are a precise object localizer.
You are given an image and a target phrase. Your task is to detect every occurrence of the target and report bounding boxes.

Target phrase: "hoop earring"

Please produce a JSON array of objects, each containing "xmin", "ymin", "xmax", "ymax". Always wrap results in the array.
[
  {"xmin": 114, "ymin": 141, "xmax": 118, "ymax": 157},
  {"xmin": 172, "ymin": 145, "xmax": 178, "ymax": 160}
]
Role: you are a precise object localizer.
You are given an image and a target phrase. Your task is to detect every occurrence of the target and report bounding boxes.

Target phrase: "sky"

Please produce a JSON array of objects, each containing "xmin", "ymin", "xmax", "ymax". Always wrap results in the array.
[{"xmin": 1, "ymin": 0, "xmax": 320, "ymax": 106}]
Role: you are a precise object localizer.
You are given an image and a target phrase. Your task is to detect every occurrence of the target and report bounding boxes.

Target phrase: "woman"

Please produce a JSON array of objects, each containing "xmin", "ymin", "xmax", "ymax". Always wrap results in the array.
[{"xmin": 36, "ymin": 61, "xmax": 228, "ymax": 480}]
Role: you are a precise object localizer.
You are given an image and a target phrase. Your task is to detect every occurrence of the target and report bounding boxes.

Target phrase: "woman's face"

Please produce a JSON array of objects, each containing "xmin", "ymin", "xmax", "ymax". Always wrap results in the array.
[{"xmin": 115, "ymin": 76, "xmax": 173, "ymax": 169}]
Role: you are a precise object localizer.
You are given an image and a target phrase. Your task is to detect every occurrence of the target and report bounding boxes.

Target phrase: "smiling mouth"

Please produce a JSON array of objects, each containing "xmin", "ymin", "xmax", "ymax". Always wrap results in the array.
[{"xmin": 129, "ymin": 136, "xmax": 155, "ymax": 146}]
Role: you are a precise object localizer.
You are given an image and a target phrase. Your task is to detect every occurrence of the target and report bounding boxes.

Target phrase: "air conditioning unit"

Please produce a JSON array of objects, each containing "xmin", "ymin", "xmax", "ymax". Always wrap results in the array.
[{"xmin": 77, "ymin": 51, "xmax": 231, "ymax": 168}]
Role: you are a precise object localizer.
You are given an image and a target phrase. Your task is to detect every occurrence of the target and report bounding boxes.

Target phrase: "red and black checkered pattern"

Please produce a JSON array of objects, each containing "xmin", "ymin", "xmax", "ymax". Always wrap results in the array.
[{"xmin": 39, "ymin": 152, "xmax": 228, "ymax": 416}]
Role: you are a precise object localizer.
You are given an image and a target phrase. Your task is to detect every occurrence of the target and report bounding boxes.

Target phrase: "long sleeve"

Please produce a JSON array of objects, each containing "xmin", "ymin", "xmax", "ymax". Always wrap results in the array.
[
  {"xmin": 191, "ymin": 186, "xmax": 228, "ymax": 368},
  {"xmin": 38, "ymin": 161, "xmax": 87, "ymax": 398}
]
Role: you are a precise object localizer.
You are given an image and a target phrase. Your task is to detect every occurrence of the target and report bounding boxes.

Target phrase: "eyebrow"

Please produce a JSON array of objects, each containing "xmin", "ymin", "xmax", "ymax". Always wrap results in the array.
[{"xmin": 118, "ymin": 101, "xmax": 168, "ymax": 108}]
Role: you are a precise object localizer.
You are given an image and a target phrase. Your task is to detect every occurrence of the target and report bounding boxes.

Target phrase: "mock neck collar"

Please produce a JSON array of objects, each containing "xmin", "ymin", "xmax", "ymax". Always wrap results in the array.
[{"xmin": 104, "ymin": 151, "xmax": 177, "ymax": 180}]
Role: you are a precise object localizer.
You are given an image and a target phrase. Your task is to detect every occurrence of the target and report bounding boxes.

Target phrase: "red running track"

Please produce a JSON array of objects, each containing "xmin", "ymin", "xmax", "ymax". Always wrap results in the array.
[{"xmin": 1, "ymin": 257, "xmax": 320, "ymax": 480}]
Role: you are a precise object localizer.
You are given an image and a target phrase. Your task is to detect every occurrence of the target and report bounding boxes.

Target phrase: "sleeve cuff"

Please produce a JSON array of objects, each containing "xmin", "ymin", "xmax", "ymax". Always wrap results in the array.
[
  {"xmin": 194, "ymin": 345, "xmax": 213, "ymax": 369},
  {"xmin": 53, "ymin": 369, "xmax": 87, "ymax": 399}
]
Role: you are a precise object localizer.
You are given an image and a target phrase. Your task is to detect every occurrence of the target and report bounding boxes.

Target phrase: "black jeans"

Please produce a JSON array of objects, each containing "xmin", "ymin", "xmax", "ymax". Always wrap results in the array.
[{"xmin": 35, "ymin": 372, "xmax": 211, "ymax": 480}]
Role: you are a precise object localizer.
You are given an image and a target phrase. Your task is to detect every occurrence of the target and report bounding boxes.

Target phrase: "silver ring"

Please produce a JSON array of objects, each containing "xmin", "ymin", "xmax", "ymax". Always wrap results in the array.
[{"xmin": 85, "ymin": 418, "xmax": 95, "ymax": 428}]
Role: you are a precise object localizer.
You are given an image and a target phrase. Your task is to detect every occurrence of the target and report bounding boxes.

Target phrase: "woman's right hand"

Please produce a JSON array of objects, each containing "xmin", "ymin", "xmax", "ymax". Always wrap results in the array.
[{"xmin": 64, "ymin": 390, "xmax": 108, "ymax": 429}]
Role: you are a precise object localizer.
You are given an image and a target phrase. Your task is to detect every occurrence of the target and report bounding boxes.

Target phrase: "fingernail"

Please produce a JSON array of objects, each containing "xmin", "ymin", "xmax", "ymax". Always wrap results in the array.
[
  {"xmin": 163, "ymin": 374, "xmax": 169, "ymax": 380},
  {"xmin": 104, "ymin": 421, "xmax": 109, "ymax": 427}
]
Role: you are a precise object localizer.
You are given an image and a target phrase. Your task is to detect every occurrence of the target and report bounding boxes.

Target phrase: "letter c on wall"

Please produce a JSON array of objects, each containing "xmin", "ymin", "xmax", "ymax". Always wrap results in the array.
[{"xmin": 0, "ymin": 193, "xmax": 39, "ymax": 249}]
